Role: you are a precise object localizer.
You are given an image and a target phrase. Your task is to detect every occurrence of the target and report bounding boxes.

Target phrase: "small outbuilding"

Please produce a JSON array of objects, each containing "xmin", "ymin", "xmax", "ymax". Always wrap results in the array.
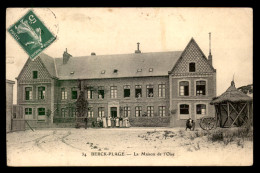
[{"xmin": 210, "ymin": 81, "xmax": 253, "ymax": 128}]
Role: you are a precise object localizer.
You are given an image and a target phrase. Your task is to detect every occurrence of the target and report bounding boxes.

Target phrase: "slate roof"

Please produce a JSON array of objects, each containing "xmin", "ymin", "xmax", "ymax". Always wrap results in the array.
[
  {"xmin": 44, "ymin": 51, "xmax": 183, "ymax": 80},
  {"xmin": 39, "ymin": 53, "xmax": 57, "ymax": 77}
]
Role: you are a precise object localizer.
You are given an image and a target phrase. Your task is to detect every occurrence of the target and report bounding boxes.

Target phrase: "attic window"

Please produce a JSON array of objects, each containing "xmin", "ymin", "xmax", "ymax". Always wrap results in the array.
[
  {"xmin": 189, "ymin": 63, "xmax": 196, "ymax": 72},
  {"xmin": 113, "ymin": 69, "xmax": 118, "ymax": 73},
  {"xmin": 70, "ymin": 71, "xmax": 74, "ymax": 75},
  {"xmin": 149, "ymin": 68, "xmax": 153, "ymax": 72},
  {"xmin": 137, "ymin": 69, "xmax": 142, "ymax": 72},
  {"xmin": 101, "ymin": 70, "xmax": 106, "ymax": 74}
]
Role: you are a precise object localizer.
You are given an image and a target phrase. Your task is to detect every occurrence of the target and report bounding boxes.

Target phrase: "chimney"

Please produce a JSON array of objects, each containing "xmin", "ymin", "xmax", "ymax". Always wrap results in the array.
[
  {"xmin": 63, "ymin": 48, "xmax": 72, "ymax": 64},
  {"xmin": 208, "ymin": 32, "xmax": 213, "ymax": 66},
  {"xmin": 135, "ymin": 42, "xmax": 141, "ymax": 53},
  {"xmin": 91, "ymin": 52, "xmax": 96, "ymax": 56}
]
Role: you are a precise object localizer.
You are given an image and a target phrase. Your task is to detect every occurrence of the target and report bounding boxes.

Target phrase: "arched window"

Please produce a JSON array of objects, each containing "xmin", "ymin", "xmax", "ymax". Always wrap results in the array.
[
  {"xmin": 179, "ymin": 81, "xmax": 189, "ymax": 96},
  {"xmin": 180, "ymin": 104, "xmax": 189, "ymax": 114},
  {"xmin": 196, "ymin": 104, "xmax": 206, "ymax": 115}
]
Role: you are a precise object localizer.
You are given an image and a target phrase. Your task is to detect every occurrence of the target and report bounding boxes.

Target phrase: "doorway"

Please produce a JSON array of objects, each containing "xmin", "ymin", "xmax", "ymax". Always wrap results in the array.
[{"xmin": 111, "ymin": 107, "xmax": 117, "ymax": 118}]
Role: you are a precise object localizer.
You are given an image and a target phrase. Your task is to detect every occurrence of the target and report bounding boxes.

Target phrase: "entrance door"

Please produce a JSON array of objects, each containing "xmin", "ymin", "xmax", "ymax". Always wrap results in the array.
[{"xmin": 111, "ymin": 107, "xmax": 117, "ymax": 118}]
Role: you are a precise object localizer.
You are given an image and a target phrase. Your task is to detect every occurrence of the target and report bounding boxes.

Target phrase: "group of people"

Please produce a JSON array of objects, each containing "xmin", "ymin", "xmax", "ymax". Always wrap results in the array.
[{"xmin": 84, "ymin": 116, "xmax": 131, "ymax": 128}]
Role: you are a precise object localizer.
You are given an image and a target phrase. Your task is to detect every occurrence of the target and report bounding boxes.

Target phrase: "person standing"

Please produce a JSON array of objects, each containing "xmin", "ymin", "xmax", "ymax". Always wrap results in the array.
[
  {"xmin": 125, "ymin": 116, "xmax": 130, "ymax": 128},
  {"xmin": 107, "ymin": 116, "xmax": 111, "ymax": 128},
  {"xmin": 102, "ymin": 115, "xmax": 107, "ymax": 128},
  {"xmin": 84, "ymin": 116, "xmax": 88, "ymax": 129},
  {"xmin": 111, "ymin": 117, "xmax": 115, "ymax": 128},
  {"xmin": 119, "ymin": 116, "xmax": 123, "ymax": 127},
  {"xmin": 115, "ymin": 117, "xmax": 119, "ymax": 127},
  {"xmin": 123, "ymin": 116, "xmax": 127, "ymax": 127}
]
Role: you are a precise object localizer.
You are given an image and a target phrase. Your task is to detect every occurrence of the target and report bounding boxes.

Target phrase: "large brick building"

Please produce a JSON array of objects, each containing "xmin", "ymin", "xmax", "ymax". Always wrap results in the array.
[{"xmin": 16, "ymin": 38, "xmax": 216, "ymax": 127}]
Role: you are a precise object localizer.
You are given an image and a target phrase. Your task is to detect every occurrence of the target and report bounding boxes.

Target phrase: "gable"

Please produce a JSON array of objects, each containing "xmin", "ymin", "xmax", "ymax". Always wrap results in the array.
[
  {"xmin": 171, "ymin": 38, "xmax": 215, "ymax": 74},
  {"xmin": 19, "ymin": 57, "xmax": 52, "ymax": 80}
]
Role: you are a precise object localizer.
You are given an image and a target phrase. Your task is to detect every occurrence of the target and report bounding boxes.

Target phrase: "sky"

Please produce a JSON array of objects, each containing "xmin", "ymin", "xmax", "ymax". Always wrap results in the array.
[{"xmin": 6, "ymin": 8, "xmax": 253, "ymax": 104}]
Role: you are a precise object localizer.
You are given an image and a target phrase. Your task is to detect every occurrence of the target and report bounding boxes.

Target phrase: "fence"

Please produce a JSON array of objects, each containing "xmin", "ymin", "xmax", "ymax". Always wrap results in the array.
[{"xmin": 129, "ymin": 116, "xmax": 171, "ymax": 127}]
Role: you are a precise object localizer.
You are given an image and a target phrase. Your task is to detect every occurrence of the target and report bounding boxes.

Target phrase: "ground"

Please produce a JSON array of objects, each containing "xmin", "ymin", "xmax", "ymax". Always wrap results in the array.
[{"xmin": 6, "ymin": 127, "xmax": 253, "ymax": 166}]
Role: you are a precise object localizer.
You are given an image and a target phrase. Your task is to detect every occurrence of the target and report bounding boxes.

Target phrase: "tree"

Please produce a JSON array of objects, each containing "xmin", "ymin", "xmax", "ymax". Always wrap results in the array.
[{"xmin": 76, "ymin": 79, "xmax": 88, "ymax": 117}]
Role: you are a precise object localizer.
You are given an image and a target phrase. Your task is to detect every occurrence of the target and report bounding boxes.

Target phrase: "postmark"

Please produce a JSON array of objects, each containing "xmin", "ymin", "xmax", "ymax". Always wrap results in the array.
[{"xmin": 8, "ymin": 9, "xmax": 56, "ymax": 60}]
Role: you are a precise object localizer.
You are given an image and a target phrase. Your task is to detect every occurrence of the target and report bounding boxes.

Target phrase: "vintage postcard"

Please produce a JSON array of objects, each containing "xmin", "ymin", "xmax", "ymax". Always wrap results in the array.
[{"xmin": 6, "ymin": 8, "xmax": 253, "ymax": 166}]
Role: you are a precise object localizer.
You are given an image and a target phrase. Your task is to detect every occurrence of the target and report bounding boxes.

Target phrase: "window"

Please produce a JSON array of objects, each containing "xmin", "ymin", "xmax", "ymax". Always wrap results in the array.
[
  {"xmin": 179, "ymin": 81, "xmax": 189, "ymax": 96},
  {"xmin": 189, "ymin": 63, "xmax": 196, "ymax": 72},
  {"xmin": 196, "ymin": 104, "xmax": 206, "ymax": 115},
  {"xmin": 147, "ymin": 106, "xmax": 154, "ymax": 117},
  {"xmin": 88, "ymin": 108, "xmax": 94, "ymax": 118},
  {"xmin": 61, "ymin": 108, "xmax": 66, "ymax": 117},
  {"xmin": 113, "ymin": 69, "xmax": 118, "ymax": 73},
  {"xmin": 98, "ymin": 86, "xmax": 105, "ymax": 99},
  {"xmin": 149, "ymin": 68, "xmax": 153, "ymax": 72},
  {"xmin": 98, "ymin": 107, "xmax": 105, "ymax": 117},
  {"xmin": 159, "ymin": 106, "xmax": 166, "ymax": 117},
  {"xmin": 25, "ymin": 87, "xmax": 32, "ymax": 100},
  {"xmin": 135, "ymin": 106, "xmax": 142, "ymax": 117},
  {"xmin": 38, "ymin": 108, "xmax": 45, "ymax": 116},
  {"xmin": 147, "ymin": 85, "xmax": 154, "ymax": 98},
  {"xmin": 196, "ymin": 81, "xmax": 206, "ymax": 96},
  {"xmin": 110, "ymin": 86, "xmax": 117, "ymax": 98},
  {"xmin": 25, "ymin": 108, "xmax": 32, "ymax": 115},
  {"xmin": 180, "ymin": 104, "xmax": 189, "ymax": 114},
  {"xmin": 101, "ymin": 70, "xmax": 106, "ymax": 74},
  {"xmin": 33, "ymin": 71, "xmax": 38, "ymax": 79},
  {"xmin": 124, "ymin": 85, "xmax": 131, "ymax": 98},
  {"xmin": 135, "ymin": 85, "xmax": 142, "ymax": 98},
  {"xmin": 71, "ymin": 87, "xmax": 78, "ymax": 100},
  {"xmin": 61, "ymin": 88, "xmax": 67, "ymax": 100},
  {"xmin": 69, "ymin": 108, "xmax": 76, "ymax": 117},
  {"xmin": 158, "ymin": 84, "xmax": 166, "ymax": 98},
  {"xmin": 124, "ymin": 107, "xmax": 131, "ymax": 117},
  {"xmin": 87, "ymin": 87, "xmax": 94, "ymax": 99},
  {"xmin": 137, "ymin": 69, "xmax": 142, "ymax": 72},
  {"xmin": 38, "ymin": 86, "xmax": 46, "ymax": 100}
]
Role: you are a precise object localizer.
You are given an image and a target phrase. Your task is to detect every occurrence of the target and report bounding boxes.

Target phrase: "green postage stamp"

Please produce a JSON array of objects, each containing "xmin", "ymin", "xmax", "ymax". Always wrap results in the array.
[{"xmin": 8, "ymin": 9, "xmax": 56, "ymax": 59}]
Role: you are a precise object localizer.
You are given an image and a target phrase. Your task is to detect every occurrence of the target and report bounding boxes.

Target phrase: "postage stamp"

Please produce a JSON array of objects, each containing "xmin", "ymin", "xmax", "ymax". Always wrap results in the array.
[{"xmin": 8, "ymin": 9, "xmax": 56, "ymax": 60}]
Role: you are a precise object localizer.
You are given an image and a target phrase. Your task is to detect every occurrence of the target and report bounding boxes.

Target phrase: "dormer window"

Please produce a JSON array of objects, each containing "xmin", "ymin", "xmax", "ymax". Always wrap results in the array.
[
  {"xmin": 149, "ymin": 68, "xmax": 153, "ymax": 72},
  {"xmin": 189, "ymin": 63, "xmax": 196, "ymax": 72},
  {"xmin": 101, "ymin": 70, "xmax": 106, "ymax": 74},
  {"xmin": 113, "ymin": 69, "xmax": 118, "ymax": 73},
  {"xmin": 137, "ymin": 69, "xmax": 142, "ymax": 72}
]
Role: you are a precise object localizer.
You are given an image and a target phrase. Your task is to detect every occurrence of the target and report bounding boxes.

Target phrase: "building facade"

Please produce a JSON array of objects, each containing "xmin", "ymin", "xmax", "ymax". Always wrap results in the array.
[
  {"xmin": 6, "ymin": 79, "xmax": 15, "ymax": 132},
  {"xmin": 16, "ymin": 38, "xmax": 216, "ymax": 127}
]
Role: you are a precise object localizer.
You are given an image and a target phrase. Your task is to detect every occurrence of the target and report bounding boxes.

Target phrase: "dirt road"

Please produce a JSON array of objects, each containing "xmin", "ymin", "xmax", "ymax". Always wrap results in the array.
[{"xmin": 6, "ymin": 128, "xmax": 253, "ymax": 166}]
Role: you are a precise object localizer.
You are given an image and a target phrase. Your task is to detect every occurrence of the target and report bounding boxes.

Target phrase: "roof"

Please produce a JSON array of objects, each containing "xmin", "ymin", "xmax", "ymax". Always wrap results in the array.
[
  {"xmin": 6, "ymin": 79, "xmax": 15, "ymax": 84},
  {"xmin": 39, "ymin": 53, "xmax": 57, "ymax": 77},
  {"xmin": 211, "ymin": 81, "xmax": 253, "ymax": 104},
  {"xmin": 53, "ymin": 51, "xmax": 183, "ymax": 80}
]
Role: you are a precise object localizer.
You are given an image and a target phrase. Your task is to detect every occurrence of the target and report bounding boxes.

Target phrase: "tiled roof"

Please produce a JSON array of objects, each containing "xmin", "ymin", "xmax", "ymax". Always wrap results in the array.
[{"xmin": 50, "ymin": 51, "xmax": 183, "ymax": 80}]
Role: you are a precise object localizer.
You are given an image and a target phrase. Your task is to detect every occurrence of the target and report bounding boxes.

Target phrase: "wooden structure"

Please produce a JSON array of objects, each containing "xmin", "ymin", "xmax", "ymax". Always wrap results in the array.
[
  {"xmin": 11, "ymin": 105, "xmax": 26, "ymax": 131},
  {"xmin": 210, "ymin": 81, "xmax": 253, "ymax": 128}
]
